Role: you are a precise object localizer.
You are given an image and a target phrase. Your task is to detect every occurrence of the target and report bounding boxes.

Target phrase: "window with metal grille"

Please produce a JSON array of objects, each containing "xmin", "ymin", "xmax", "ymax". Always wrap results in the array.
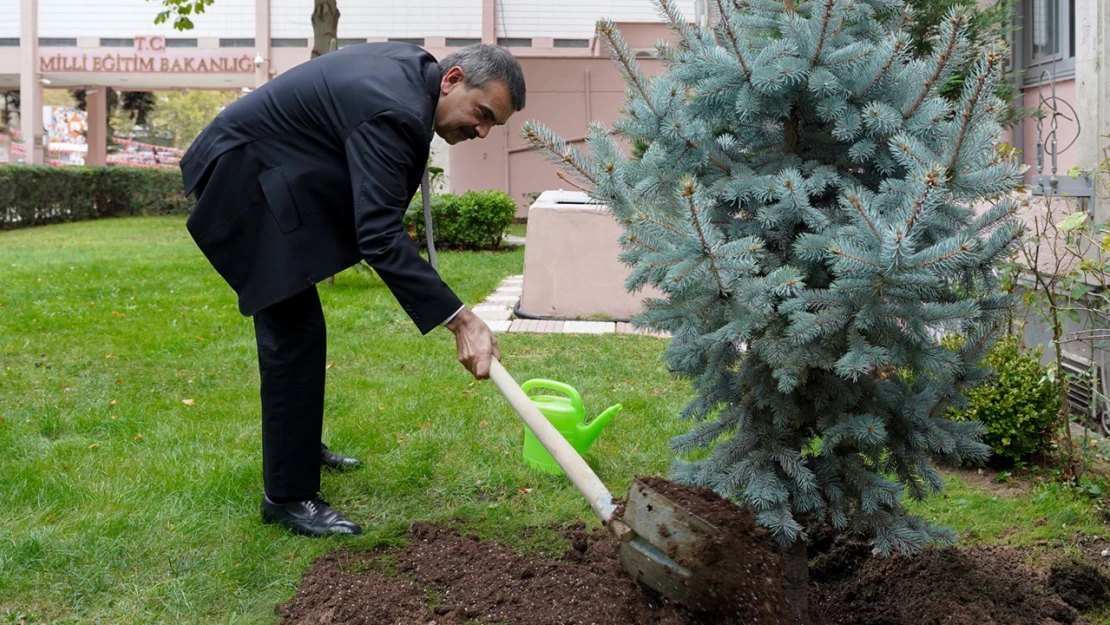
[
  {"xmin": 498, "ymin": 37, "xmax": 531, "ymax": 47},
  {"xmin": 219, "ymin": 38, "xmax": 255, "ymax": 48}
]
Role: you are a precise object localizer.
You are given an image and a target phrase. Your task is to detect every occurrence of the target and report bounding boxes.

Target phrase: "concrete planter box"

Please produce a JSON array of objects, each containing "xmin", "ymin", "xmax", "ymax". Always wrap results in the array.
[{"xmin": 518, "ymin": 190, "xmax": 664, "ymax": 321}]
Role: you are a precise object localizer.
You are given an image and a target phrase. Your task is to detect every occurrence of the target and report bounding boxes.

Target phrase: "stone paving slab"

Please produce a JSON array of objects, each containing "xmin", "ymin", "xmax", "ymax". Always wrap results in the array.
[
  {"xmin": 562, "ymin": 321, "xmax": 616, "ymax": 334},
  {"xmin": 477, "ymin": 275, "xmax": 669, "ymax": 337}
]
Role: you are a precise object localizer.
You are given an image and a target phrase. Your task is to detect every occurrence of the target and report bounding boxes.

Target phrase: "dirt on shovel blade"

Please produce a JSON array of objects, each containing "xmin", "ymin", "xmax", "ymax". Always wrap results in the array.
[{"xmin": 625, "ymin": 476, "xmax": 789, "ymax": 622}]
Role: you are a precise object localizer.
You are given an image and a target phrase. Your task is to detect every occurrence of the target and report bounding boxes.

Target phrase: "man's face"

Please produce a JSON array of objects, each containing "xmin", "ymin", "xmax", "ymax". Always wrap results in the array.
[{"xmin": 434, "ymin": 67, "xmax": 515, "ymax": 145}]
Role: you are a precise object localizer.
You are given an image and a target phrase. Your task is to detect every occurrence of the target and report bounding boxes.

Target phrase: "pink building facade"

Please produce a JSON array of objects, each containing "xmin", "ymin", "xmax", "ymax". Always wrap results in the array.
[{"xmin": 0, "ymin": 0, "xmax": 690, "ymax": 211}]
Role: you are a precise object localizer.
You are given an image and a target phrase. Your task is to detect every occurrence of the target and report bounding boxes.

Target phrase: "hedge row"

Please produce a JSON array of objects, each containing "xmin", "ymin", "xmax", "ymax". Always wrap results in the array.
[
  {"xmin": 1, "ymin": 166, "xmax": 519, "ymax": 251},
  {"xmin": 0, "ymin": 165, "xmax": 192, "ymax": 229},
  {"xmin": 404, "ymin": 189, "xmax": 516, "ymax": 251}
]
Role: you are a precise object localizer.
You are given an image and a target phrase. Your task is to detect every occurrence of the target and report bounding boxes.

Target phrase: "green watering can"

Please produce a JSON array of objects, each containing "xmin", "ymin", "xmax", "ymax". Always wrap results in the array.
[{"xmin": 520, "ymin": 379, "xmax": 621, "ymax": 475}]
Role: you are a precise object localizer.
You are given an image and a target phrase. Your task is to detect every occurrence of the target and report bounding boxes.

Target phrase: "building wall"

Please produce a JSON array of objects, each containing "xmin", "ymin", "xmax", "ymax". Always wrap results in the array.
[
  {"xmin": 497, "ymin": 0, "xmax": 695, "ymax": 38},
  {"xmin": 40, "ymin": 0, "xmax": 256, "ymax": 38},
  {"xmin": 445, "ymin": 52, "xmax": 667, "ymax": 217},
  {"xmin": 271, "ymin": 0, "xmax": 482, "ymax": 39},
  {"xmin": 0, "ymin": 0, "xmax": 17, "ymax": 38}
]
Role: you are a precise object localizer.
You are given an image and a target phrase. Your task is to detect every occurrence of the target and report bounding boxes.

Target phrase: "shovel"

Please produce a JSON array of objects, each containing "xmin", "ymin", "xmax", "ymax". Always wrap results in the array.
[{"xmin": 489, "ymin": 359, "xmax": 736, "ymax": 613}]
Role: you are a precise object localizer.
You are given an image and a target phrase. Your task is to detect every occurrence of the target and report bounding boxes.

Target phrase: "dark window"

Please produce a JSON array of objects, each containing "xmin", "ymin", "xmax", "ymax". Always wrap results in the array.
[
  {"xmin": 446, "ymin": 37, "xmax": 481, "ymax": 47},
  {"xmin": 1029, "ymin": 0, "xmax": 1059, "ymax": 63},
  {"xmin": 554, "ymin": 38, "xmax": 589, "ymax": 48},
  {"xmin": 39, "ymin": 38, "xmax": 77, "ymax": 47},
  {"xmin": 1021, "ymin": 0, "xmax": 1075, "ymax": 84},
  {"xmin": 388, "ymin": 38, "xmax": 424, "ymax": 46},
  {"xmin": 0, "ymin": 38, "xmax": 18, "ymax": 47},
  {"xmin": 100, "ymin": 38, "xmax": 134, "ymax": 47},
  {"xmin": 165, "ymin": 38, "xmax": 198, "ymax": 48},
  {"xmin": 272, "ymin": 38, "xmax": 308, "ymax": 47},
  {"xmin": 219, "ymin": 38, "xmax": 255, "ymax": 48},
  {"xmin": 498, "ymin": 37, "xmax": 531, "ymax": 47},
  {"xmin": 337, "ymin": 38, "xmax": 366, "ymax": 47}
]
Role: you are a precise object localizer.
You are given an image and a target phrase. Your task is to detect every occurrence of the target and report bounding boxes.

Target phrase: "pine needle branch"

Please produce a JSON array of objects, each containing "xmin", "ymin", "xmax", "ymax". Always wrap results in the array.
[
  {"xmin": 946, "ymin": 49, "xmax": 1001, "ymax": 175},
  {"xmin": 597, "ymin": 20, "xmax": 659, "ymax": 118},
  {"xmin": 811, "ymin": 0, "xmax": 835, "ymax": 64},
  {"xmin": 905, "ymin": 13, "xmax": 966, "ymax": 118},
  {"xmin": 684, "ymin": 183, "xmax": 728, "ymax": 296},
  {"xmin": 712, "ymin": 0, "xmax": 751, "ymax": 77}
]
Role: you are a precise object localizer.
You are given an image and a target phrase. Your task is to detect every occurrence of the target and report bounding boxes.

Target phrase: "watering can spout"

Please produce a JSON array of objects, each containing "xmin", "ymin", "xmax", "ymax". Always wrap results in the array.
[{"xmin": 580, "ymin": 403, "xmax": 621, "ymax": 447}]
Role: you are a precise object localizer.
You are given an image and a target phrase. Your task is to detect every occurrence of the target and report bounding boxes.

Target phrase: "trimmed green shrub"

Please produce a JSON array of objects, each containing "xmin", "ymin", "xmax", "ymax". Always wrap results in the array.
[
  {"xmin": 0, "ymin": 165, "xmax": 191, "ymax": 229},
  {"xmin": 405, "ymin": 189, "xmax": 515, "ymax": 251},
  {"xmin": 946, "ymin": 335, "xmax": 1059, "ymax": 462}
]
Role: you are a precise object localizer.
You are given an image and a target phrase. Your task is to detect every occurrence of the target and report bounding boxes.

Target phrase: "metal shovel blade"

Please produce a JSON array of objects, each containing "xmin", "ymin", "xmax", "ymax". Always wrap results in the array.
[{"xmin": 618, "ymin": 478, "xmax": 734, "ymax": 613}]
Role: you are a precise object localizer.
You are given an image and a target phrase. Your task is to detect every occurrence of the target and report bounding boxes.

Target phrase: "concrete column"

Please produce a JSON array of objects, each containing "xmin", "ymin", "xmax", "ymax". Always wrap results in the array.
[
  {"xmin": 482, "ymin": 0, "xmax": 496, "ymax": 44},
  {"xmin": 85, "ymin": 88, "xmax": 106, "ymax": 167},
  {"xmin": 19, "ymin": 0, "xmax": 42, "ymax": 165},
  {"xmin": 255, "ymin": 0, "xmax": 271, "ymax": 87},
  {"xmin": 1074, "ymin": 0, "xmax": 1110, "ymax": 220}
]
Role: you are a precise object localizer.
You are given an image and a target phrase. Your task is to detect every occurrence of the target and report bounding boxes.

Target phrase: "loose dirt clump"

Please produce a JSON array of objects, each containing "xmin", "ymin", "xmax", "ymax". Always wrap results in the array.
[
  {"xmin": 277, "ymin": 551, "xmax": 453, "ymax": 625},
  {"xmin": 1049, "ymin": 558, "xmax": 1110, "ymax": 611},
  {"xmin": 815, "ymin": 545, "xmax": 1078, "ymax": 625}
]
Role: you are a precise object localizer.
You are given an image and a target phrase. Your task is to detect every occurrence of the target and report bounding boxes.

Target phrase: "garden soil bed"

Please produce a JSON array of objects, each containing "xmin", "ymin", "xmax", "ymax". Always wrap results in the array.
[{"xmin": 278, "ymin": 479, "xmax": 1106, "ymax": 625}]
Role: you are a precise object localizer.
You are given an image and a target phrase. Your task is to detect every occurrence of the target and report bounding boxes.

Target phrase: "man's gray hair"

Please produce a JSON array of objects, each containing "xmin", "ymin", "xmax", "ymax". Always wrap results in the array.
[{"xmin": 438, "ymin": 44, "xmax": 527, "ymax": 111}]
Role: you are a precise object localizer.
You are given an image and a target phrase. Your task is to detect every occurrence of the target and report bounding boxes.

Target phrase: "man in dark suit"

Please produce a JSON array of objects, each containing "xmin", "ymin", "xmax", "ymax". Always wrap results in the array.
[{"xmin": 180, "ymin": 42, "xmax": 526, "ymax": 537}]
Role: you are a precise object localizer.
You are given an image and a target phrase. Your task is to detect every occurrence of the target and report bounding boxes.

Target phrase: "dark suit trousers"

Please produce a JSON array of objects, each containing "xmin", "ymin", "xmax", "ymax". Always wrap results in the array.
[{"xmin": 253, "ymin": 286, "xmax": 326, "ymax": 500}]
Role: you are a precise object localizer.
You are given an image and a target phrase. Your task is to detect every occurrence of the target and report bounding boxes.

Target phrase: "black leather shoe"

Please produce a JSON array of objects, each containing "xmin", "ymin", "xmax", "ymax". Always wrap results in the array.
[
  {"xmin": 321, "ymin": 444, "xmax": 362, "ymax": 471},
  {"xmin": 260, "ymin": 495, "xmax": 363, "ymax": 537}
]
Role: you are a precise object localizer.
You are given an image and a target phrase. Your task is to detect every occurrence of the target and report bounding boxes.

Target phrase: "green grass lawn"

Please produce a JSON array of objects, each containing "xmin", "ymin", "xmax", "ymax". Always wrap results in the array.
[{"xmin": 1, "ymin": 217, "xmax": 1106, "ymax": 624}]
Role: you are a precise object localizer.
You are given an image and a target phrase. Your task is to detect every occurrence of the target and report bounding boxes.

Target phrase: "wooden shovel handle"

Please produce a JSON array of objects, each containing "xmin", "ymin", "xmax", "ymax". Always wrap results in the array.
[{"xmin": 489, "ymin": 359, "xmax": 617, "ymax": 524}]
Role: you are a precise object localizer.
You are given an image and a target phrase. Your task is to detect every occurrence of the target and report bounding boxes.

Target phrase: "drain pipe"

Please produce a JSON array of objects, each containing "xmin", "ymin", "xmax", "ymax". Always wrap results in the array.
[{"xmin": 421, "ymin": 165, "xmax": 437, "ymax": 270}]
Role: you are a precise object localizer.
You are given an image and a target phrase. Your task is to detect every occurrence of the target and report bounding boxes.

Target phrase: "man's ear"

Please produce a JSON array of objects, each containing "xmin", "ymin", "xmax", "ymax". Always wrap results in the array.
[{"xmin": 441, "ymin": 66, "xmax": 465, "ymax": 95}]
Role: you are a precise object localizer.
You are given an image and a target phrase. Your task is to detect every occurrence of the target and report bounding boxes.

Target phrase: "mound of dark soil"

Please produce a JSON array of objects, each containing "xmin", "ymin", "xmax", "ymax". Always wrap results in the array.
[
  {"xmin": 1049, "ymin": 559, "xmax": 1110, "ymax": 611},
  {"xmin": 815, "ymin": 546, "xmax": 1079, "ymax": 625}
]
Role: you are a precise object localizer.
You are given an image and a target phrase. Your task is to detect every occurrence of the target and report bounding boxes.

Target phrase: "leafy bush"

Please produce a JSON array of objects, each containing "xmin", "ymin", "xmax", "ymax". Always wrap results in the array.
[
  {"xmin": 946, "ymin": 335, "xmax": 1059, "ymax": 462},
  {"xmin": 405, "ymin": 189, "xmax": 515, "ymax": 251},
  {"xmin": 0, "ymin": 165, "xmax": 190, "ymax": 229}
]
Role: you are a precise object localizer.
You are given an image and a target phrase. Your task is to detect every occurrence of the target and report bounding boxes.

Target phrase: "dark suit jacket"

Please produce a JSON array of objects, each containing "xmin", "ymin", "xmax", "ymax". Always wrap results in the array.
[{"xmin": 180, "ymin": 42, "xmax": 463, "ymax": 334}]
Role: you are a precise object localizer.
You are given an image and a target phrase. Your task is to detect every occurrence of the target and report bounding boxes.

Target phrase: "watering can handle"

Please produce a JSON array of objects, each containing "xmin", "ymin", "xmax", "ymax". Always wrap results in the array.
[
  {"xmin": 520, "ymin": 379, "xmax": 585, "ymax": 414},
  {"xmin": 489, "ymin": 359, "xmax": 617, "ymax": 524}
]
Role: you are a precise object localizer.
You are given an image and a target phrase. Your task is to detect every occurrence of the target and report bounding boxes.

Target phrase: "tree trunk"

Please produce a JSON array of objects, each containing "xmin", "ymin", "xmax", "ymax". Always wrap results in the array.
[
  {"xmin": 783, "ymin": 538, "xmax": 810, "ymax": 625},
  {"xmin": 311, "ymin": 0, "xmax": 340, "ymax": 60},
  {"xmin": 312, "ymin": 0, "xmax": 339, "ymax": 283}
]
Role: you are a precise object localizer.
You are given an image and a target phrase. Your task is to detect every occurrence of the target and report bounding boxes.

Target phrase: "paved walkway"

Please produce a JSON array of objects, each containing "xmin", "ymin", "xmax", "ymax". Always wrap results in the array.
[{"xmin": 474, "ymin": 275, "xmax": 670, "ymax": 338}]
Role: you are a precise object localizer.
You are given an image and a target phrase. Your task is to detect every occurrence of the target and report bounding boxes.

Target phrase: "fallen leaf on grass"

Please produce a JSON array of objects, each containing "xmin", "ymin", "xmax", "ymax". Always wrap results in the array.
[
  {"xmin": 519, "ymin": 488, "xmax": 533, "ymax": 495},
  {"xmin": 326, "ymin": 362, "xmax": 336, "ymax": 371},
  {"xmin": 420, "ymin": 421, "xmax": 431, "ymax": 430},
  {"xmin": 63, "ymin": 386, "xmax": 74, "ymax": 392},
  {"xmin": 479, "ymin": 420, "xmax": 489, "ymax": 428},
  {"xmin": 87, "ymin": 301, "xmax": 95, "ymax": 307},
  {"xmin": 134, "ymin": 435, "xmax": 143, "ymax": 442},
  {"xmin": 111, "ymin": 311, "xmax": 125, "ymax": 318},
  {"xmin": 87, "ymin": 443, "xmax": 99, "ymax": 450},
  {"xmin": 109, "ymin": 400, "xmax": 117, "ymax": 407},
  {"xmin": 182, "ymin": 399, "xmax": 196, "ymax": 406},
  {"xmin": 105, "ymin": 353, "xmax": 115, "ymax": 360},
  {"xmin": 25, "ymin": 418, "xmax": 34, "ymax": 424},
  {"xmin": 395, "ymin": 434, "xmax": 406, "ymax": 442}
]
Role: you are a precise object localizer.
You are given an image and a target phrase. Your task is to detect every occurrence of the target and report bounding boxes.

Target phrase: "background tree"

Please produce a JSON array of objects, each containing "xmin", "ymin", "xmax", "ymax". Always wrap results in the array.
[
  {"xmin": 524, "ymin": 0, "xmax": 1023, "ymax": 621},
  {"xmin": 142, "ymin": 89, "xmax": 241, "ymax": 149},
  {"xmin": 904, "ymin": 0, "xmax": 1024, "ymax": 128}
]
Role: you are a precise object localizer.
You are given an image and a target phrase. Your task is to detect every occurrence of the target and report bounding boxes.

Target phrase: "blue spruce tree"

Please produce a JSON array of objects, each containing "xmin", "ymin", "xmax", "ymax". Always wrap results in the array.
[{"xmin": 523, "ymin": 0, "xmax": 1022, "ymax": 618}]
